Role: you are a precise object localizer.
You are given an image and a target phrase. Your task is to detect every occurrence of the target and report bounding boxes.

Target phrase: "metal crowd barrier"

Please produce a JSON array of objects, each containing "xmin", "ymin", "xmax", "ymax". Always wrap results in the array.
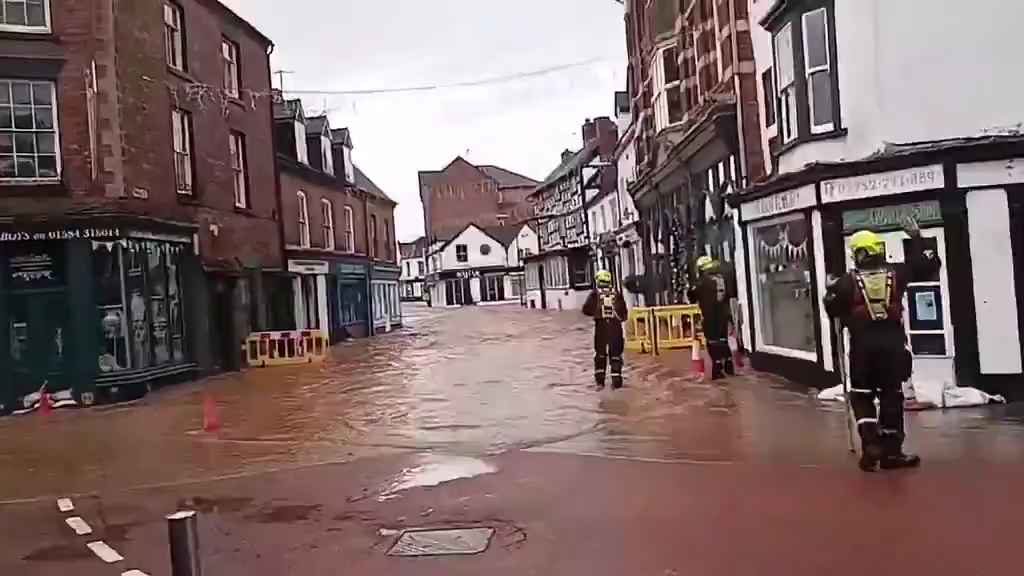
[
  {"xmin": 624, "ymin": 305, "xmax": 703, "ymax": 353},
  {"xmin": 242, "ymin": 329, "xmax": 327, "ymax": 368}
]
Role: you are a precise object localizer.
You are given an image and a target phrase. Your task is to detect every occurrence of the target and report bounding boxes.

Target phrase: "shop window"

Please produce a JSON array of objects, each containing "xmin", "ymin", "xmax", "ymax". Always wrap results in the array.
[
  {"xmin": 483, "ymin": 275, "xmax": 505, "ymax": 302},
  {"xmin": 569, "ymin": 253, "xmax": 591, "ymax": 288},
  {"xmin": 0, "ymin": 80, "xmax": 59, "ymax": 181},
  {"xmin": 751, "ymin": 215, "xmax": 815, "ymax": 354},
  {"xmin": 339, "ymin": 282, "xmax": 366, "ymax": 324},
  {"xmin": 94, "ymin": 241, "xmax": 187, "ymax": 373},
  {"xmin": 510, "ymin": 276, "xmax": 523, "ymax": 298}
]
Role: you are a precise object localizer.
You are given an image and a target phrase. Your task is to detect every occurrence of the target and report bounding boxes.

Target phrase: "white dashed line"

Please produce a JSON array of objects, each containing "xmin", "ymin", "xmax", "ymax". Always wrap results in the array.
[
  {"xmin": 86, "ymin": 541, "xmax": 124, "ymax": 563},
  {"xmin": 65, "ymin": 516, "xmax": 93, "ymax": 535},
  {"xmin": 57, "ymin": 498, "xmax": 74, "ymax": 513},
  {"xmin": 122, "ymin": 570, "xmax": 150, "ymax": 576}
]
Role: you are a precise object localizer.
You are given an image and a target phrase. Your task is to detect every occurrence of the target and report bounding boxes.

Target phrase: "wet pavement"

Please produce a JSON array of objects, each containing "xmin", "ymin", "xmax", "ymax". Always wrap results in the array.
[{"xmin": 4, "ymin": 303, "xmax": 1024, "ymax": 574}]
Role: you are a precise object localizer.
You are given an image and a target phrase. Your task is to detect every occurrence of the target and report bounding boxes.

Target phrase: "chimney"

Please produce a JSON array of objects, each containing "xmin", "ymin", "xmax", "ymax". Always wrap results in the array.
[
  {"xmin": 561, "ymin": 149, "xmax": 574, "ymax": 162},
  {"xmin": 591, "ymin": 117, "xmax": 618, "ymax": 162},
  {"xmin": 582, "ymin": 118, "xmax": 597, "ymax": 146}
]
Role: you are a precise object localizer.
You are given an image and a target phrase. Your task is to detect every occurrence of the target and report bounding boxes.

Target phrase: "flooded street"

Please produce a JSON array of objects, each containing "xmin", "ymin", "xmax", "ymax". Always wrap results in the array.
[
  {"xmin": 6, "ymin": 304, "xmax": 1024, "ymax": 575},
  {"xmin": 4, "ymin": 303, "xmax": 1024, "ymax": 504}
]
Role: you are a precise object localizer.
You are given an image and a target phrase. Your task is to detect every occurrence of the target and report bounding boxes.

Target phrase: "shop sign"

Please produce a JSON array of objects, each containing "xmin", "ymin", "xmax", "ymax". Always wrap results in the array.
[
  {"xmin": 740, "ymin": 184, "xmax": 816, "ymax": 222},
  {"xmin": 842, "ymin": 201, "xmax": 943, "ymax": 232},
  {"xmin": 455, "ymin": 270, "xmax": 480, "ymax": 279},
  {"xmin": 821, "ymin": 164, "xmax": 943, "ymax": 204},
  {"xmin": 0, "ymin": 227, "xmax": 120, "ymax": 243},
  {"xmin": 334, "ymin": 263, "xmax": 366, "ymax": 277},
  {"xmin": 287, "ymin": 259, "xmax": 329, "ymax": 275}
]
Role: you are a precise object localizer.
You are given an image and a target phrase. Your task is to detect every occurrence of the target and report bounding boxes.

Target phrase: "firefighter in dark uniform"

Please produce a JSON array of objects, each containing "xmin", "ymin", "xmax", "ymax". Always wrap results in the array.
[
  {"xmin": 583, "ymin": 270, "xmax": 628, "ymax": 390},
  {"xmin": 690, "ymin": 256, "xmax": 736, "ymax": 380},
  {"xmin": 825, "ymin": 218, "xmax": 941, "ymax": 471}
]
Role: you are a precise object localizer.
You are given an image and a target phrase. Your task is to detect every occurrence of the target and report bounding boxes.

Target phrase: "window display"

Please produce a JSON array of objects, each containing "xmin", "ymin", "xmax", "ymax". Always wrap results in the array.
[
  {"xmin": 752, "ymin": 216, "xmax": 816, "ymax": 354},
  {"xmin": 92, "ymin": 240, "xmax": 187, "ymax": 372}
]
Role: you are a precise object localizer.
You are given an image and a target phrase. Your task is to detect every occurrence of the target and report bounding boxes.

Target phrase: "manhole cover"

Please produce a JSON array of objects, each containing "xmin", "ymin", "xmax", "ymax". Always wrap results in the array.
[{"xmin": 387, "ymin": 527, "xmax": 495, "ymax": 556}]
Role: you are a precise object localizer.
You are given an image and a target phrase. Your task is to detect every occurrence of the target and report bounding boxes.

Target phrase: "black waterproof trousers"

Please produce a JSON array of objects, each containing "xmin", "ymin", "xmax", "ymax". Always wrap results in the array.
[{"xmin": 594, "ymin": 319, "xmax": 625, "ymax": 388}]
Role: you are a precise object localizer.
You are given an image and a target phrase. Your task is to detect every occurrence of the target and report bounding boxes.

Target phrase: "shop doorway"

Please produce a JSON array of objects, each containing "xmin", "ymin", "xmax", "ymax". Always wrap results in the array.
[
  {"xmin": 209, "ymin": 277, "xmax": 240, "ymax": 372},
  {"xmin": 8, "ymin": 291, "xmax": 69, "ymax": 401},
  {"xmin": 843, "ymin": 228, "xmax": 954, "ymax": 393}
]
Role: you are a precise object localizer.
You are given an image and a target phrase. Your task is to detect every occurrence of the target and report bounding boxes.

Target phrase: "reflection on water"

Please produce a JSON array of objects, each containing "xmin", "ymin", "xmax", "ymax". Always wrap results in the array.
[{"xmin": 2, "ymin": 303, "xmax": 1024, "ymax": 502}]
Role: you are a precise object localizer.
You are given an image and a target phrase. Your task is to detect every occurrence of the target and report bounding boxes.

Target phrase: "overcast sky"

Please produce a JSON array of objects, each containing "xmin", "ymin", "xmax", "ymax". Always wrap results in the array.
[{"xmin": 221, "ymin": 0, "xmax": 627, "ymax": 242}]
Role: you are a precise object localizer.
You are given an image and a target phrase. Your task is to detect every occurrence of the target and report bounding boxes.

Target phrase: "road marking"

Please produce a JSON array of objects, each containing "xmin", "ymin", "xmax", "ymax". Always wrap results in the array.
[
  {"xmin": 65, "ymin": 516, "xmax": 93, "ymax": 535},
  {"xmin": 57, "ymin": 498, "xmax": 74, "ymax": 512},
  {"xmin": 122, "ymin": 571, "xmax": 150, "ymax": 576},
  {"xmin": 86, "ymin": 541, "xmax": 124, "ymax": 563}
]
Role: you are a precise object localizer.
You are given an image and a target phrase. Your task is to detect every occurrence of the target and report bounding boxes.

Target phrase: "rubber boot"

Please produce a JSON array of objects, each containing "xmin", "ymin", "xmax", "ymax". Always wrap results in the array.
[
  {"xmin": 880, "ymin": 453, "xmax": 921, "ymax": 469},
  {"xmin": 859, "ymin": 443, "xmax": 883, "ymax": 472}
]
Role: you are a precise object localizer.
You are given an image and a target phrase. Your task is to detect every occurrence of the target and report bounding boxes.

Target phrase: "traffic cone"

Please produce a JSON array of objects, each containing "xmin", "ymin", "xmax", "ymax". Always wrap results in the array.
[
  {"xmin": 691, "ymin": 339, "xmax": 706, "ymax": 380},
  {"xmin": 202, "ymin": 393, "xmax": 221, "ymax": 432},
  {"xmin": 38, "ymin": 391, "xmax": 52, "ymax": 415}
]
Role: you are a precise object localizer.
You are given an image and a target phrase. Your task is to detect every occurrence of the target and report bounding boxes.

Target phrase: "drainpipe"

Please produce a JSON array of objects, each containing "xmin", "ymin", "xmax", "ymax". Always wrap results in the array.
[{"xmin": 728, "ymin": 0, "xmax": 749, "ymax": 183}]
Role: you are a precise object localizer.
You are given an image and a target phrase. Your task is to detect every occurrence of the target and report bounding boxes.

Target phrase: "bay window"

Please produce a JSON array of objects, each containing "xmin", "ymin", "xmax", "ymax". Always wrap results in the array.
[
  {"xmin": 773, "ymin": 23, "xmax": 798, "ymax": 144},
  {"xmin": 770, "ymin": 2, "xmax": 840, "ymax": 146},
  {"xmin": 652, "ymin": 45, "xmax": 683, "ymax": 131},
  {"xmin": 802, "ymin": 8, "xmax": 833, "ymax": 133},
  {"xmin": 0, "ymin": 80, "xmax": 58, "ymax": 181}
]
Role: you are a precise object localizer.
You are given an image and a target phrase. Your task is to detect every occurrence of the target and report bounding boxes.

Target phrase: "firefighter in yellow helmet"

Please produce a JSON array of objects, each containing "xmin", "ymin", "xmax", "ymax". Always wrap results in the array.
[
  {"xmin": 583, "ymin": 269, "xmax": 628, "ymax": 389},
  {"xmin": 689, "ymin": 256, "xmax": 737, "ymax": 379},
  {"xmin": 825, "ymin": 218, "xmax": 941, "ymax": 471}
]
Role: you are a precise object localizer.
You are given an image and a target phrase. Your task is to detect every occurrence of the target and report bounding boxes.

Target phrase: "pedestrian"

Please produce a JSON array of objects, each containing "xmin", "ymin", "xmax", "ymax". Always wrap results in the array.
[
  {"xmin": 824, "ymin": 217, "xmax": 941, "ymax": 471},
  {"xmin": 583, "ymin": 270, "xmax": 628, "ymax": 390},
  {"xmin": 689, "ymin": 256, "xmax": 736, "ymax": 380}
]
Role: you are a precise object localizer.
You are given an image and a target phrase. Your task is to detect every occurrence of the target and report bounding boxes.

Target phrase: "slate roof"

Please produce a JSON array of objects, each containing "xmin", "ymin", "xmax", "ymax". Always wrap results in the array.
[
  {"xmin": 400, "ymin": 237, "xmax": 427, "ymax": 259},
  {"xmin": 478, "ymin": 165, "xmax": 540, "ymax": 188},
  {"xmin": 481, "ymin": 224, "xmax": 532, "ymax": 248},
  {"xmin": 273, "ymin": 98, "xmax": 303, "ymax": 121},
  {"xmin": 536, "ymin": 140, "xmax": 599, "ymax": 191},
  {"xmin": 355, "ymin": 165, "xmax": 394, "ymax": 203},
  {"xmin": 305, "ymin": 115, "xmax": 329, "ymax": 136},
  {"xmin": 331, "ymin": 128, "xmax": 353, "ymax": 148}
]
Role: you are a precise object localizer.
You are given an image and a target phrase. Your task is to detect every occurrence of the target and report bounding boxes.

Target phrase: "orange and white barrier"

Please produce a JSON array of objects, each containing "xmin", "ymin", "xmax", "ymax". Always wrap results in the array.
[{"xmin": 242, "ymin": 329, "xmax": 327, "ymax": 368}]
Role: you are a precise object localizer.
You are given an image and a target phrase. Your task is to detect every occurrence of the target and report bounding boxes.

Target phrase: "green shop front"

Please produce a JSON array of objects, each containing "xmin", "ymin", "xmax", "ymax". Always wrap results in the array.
[
  {"xmin": 331, "ymin": 259, "xmax": 370, "ymax": 341},
  {"xmin": 0, "ymin": 221, "xmax": 199, "ymax": 414}
]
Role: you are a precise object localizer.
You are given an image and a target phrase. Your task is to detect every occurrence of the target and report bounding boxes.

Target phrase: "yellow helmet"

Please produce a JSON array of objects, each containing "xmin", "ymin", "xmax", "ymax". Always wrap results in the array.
[
  {"xmin": 850, "ymin": 230, "xmax": 884, "ymax": 257},
  {"xmin": 697, "ymin": 256, "xmax": 715, "ymax": 272},
  {"xmin": 595, "ymin": 270, "xmax": 613, "ymax": 287}
]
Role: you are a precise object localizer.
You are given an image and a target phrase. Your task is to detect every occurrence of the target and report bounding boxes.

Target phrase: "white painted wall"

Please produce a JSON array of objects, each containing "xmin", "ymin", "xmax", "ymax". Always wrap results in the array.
[
  {"xmin": 966, "ymin": 188, "xmax": 1023, "ymax": 374},
  {"xmin": 437, "ymin": 225, "xmax": 508, "ymax": 271},
  {"xmin": 507, "ymin": 225, "xmax": 539, "ymax": 268},
  {"xmin": 753, "ymin": 0, "xmax": 1024, "ymax": 176}
]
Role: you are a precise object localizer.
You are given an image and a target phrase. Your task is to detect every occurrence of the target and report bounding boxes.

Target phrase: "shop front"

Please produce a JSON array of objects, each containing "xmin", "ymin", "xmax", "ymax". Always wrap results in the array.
[
  {"xmin": 371, "ymin": 263, "xmax": 401, "ymax": 334},
  {"xmin": 332, "ymin": 260, "xmax": 369, "ymax": 341},
  {"xmin": 1, "ymin": 222, "xmax": 198, "ymax": 414},
  {"xmin": 736, "ymin": 145, "xmax": 1024, "ymax": 400}
]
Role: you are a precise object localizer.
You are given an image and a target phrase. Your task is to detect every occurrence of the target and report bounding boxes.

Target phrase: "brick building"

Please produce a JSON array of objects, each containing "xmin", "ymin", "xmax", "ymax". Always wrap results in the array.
[
  {"xmin": 418, "ymin": 157, "xmax": 538, "ymax": 244},
  {"xmin": 274, "ymin": 99, "xmax": 400, "ymax": 341},
  {"xmin": 623, "ymin": 0, "xmax": 764, "ymax": 305},
  {"xmin": 0, "ymin": 0, "xmax": 280, "ymax": 413}
]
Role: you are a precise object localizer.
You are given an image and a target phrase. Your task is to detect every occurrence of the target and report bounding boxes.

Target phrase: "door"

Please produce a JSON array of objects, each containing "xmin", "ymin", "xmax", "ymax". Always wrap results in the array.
[
  {"xmin": 9, "ymin": 292, "xmax": 69, "ymax": 401},
  {"xmin": 327, "ymin": 276, "xmax": 341, "ymax": 343},
  {"xmin": 844, "ymin": 228, "xmax": 954, "ymax": 394}
]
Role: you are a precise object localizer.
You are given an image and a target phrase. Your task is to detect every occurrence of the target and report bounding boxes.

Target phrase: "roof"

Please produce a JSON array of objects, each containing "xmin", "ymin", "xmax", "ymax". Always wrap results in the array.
[
  {"xmin": 305, "ymin": 115, "xmax": 329, "ymax": 136},
  {"xmin": 537, "ymin": 140, "xmax": 599, "ymax": 190},
  {"xmin": 481, "ymin": 225, "xmax": 523, "ymax": 248},
  {"xmin": 354, "ymin": 165, "xmax": 395, "ymax": 204},
  {"xmin": 331, "ymin": 128, "xmax": 353, "ymax": 148},
  {"xmin": 273, "ymin": 98, "xmax": 303, "ymax": 121},
  {"xmin": 399, "ymin": 237, "xmax": 427, "ymax": 259},
  {"xmin": 478, "ymin": 165, "xmax": 540, "ymax": 188}
]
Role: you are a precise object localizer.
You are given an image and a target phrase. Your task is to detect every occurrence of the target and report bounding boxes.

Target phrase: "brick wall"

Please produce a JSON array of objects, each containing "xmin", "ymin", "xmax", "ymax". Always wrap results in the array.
[
  {"xmin": 113, "ymin": 0, "xmax": 281, "ymax": 269},
  {"xmin": 421, "ymin": 158, "xmax": 504, "ymax": 242},
  {"xmin": 279, "ymin": 166, "xmax": 367, "ymax": 255},
  {"xmin": 365, "ymin": 197, "xmax": 397, "ymax": 264}
]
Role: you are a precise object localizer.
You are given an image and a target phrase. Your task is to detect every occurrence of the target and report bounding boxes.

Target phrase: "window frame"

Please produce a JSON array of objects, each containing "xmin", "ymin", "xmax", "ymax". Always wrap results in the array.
[
  {"xmin": 229, "ymin": 131, "xmax": 247, "ymax": 208},
  {"xmin": 321, "ymin": 198, "xmax": 335, "ymax": 250},
  {"xmin": 164, "ymin": 2, "xmax": 186, "ymax": 72},
  {"xmin": 297, "ymin": 190, "xmax": 310, "ymax": 248},
  {"xmin": 342, "ymin": 205, "xmax": 355, "ymax": 253},
  {"xmin": 369, "ymin": 214, "xmax": 378, "ymax": 258},
  {"xmin": 651, "ymin": 43, "xmax": 683, "ymax": 131},
  {"xmin": 802, "ymin": 7, "xmax": 834, "ymax": 134},
  {"xmin": 455, "ymin": 244, "xmax": 468, "ymax": 263},
  {"xmin": 773, "ymin": 22, "xmax": 798, "ymax": 144},
  {"xmin": 221, "ymin": 37, "xmax": 240, "ymax": 98},
  {"xmin": 0, "ymin": 0, "xmax": 51, "ymax": 33},
  {"xmin": 171, "ymin": 108, "xmax": 193, "ymax": 196},
  {"xmin": 0, "ymin": 79, "xmax": 61, "ymax": 183},
  {"xmin": 762, "ymin": 67, "xmax": 777, "ymax": 128}
]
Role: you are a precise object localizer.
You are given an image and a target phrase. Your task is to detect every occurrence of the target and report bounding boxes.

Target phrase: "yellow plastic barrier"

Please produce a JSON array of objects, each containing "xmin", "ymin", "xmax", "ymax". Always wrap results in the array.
[
  {"xmin": 624, "ymin": 305, "xmax": 703, "ymax": 353},
  {"xmin": 242, "ymin": 329, "xmax": 327, "ymax": 368}
]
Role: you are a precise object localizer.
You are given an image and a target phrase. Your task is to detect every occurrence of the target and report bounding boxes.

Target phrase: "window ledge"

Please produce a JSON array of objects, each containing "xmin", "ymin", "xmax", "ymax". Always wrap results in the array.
[
  {"xmin": 0, "ymin": 180, "xmax": 66, "ymax": 196},
  {"xmin": 176, "ymin": 193, "xmax": 200, "ymax": 205},
  {"xmin": 776, "ymin": 128, "xmax": 848, "ymax": 157},
  {"xmin": 0, "ymin": 27, "xmax": 53, "ymax": 39},
  {"xmin": 167, "ymin": 66, "xmax": 196, "ymax": 84},
  {"xmin": 233, "ymin": 205, "xmax": 253, "ymax": 215}
]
